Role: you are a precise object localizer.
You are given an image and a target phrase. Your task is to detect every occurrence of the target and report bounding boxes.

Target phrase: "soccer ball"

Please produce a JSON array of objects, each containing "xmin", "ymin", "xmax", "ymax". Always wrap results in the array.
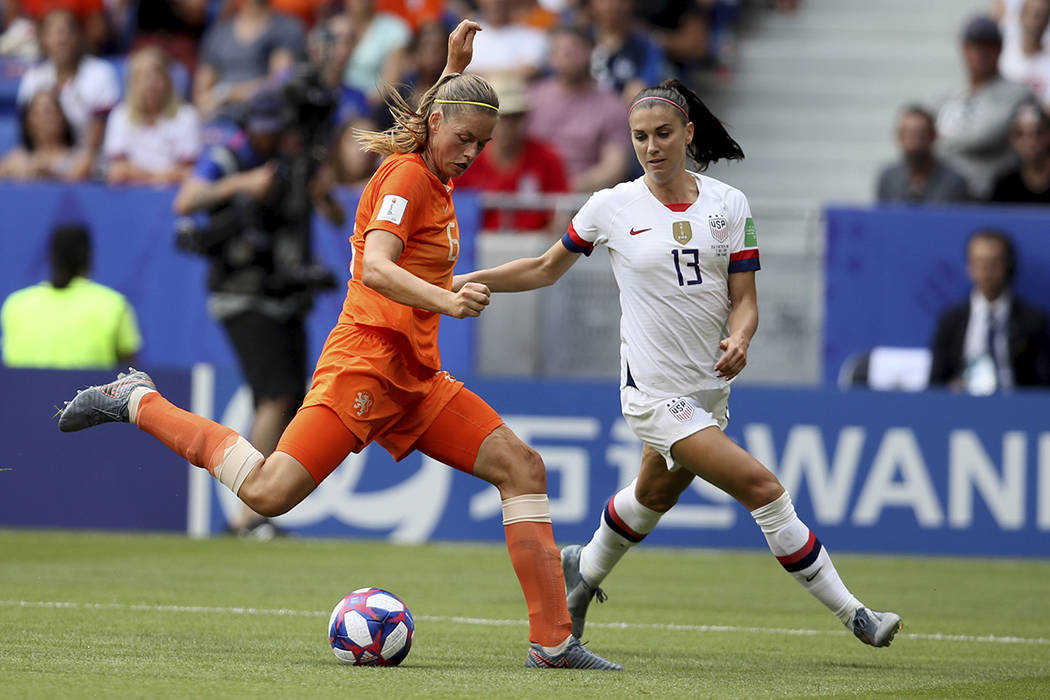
[{"xmin": 328, "ymin": 588, "xmax": 414, "ymax": 666}]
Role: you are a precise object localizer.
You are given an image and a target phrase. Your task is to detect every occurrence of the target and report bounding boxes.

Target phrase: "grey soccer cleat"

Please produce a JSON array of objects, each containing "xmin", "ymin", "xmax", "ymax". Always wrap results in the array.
[
  {"xmin": 57, "ymin": 369, "xmax": 156, "ymax": 432},
  {"xmin": 561, "ymin": 544, "xmax": 607, "ymax": 640},
  {"xmin": 525, "ymin": 636, "xmax": 623, "ymax": 670},
  {"xmin": 848, "ymin": 606, "xmax": 903, "ymax": 647}
]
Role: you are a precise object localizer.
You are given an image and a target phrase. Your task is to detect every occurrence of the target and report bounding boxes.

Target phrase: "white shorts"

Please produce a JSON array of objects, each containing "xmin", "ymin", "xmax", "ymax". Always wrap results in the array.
[{"xmin": 621, "ymin": 385, "xmax": 731, "ymax": 471}]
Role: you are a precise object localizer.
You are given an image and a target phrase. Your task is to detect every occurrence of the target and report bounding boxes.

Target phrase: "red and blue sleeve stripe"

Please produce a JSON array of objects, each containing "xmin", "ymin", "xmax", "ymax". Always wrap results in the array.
[
  {"xmin": 561, "ymin": 223, "xmax": 594, "ymax": 257},
  {"xmin": 728, "ymin": 249, "xmax": 760, "ymax": 273}
]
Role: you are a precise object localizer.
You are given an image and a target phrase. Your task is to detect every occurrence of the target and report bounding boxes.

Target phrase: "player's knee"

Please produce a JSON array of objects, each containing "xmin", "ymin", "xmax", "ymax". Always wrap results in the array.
[
  {"xmin": 237, "ymin": 469, "xmax": 299, "ymax": 517},
  {"xmin": 741, "ymin": 470, "xmax": 784, "ymax": 511},
  {"xmin": 489, "ymin": 439, "xmax": 546, "ymax": 495}
]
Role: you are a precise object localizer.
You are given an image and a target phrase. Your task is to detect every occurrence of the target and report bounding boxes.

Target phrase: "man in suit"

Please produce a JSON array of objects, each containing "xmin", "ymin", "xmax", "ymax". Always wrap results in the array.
[{"xmin": 929, "ymin": 228, "xmax": 1050, "ymax": 392}]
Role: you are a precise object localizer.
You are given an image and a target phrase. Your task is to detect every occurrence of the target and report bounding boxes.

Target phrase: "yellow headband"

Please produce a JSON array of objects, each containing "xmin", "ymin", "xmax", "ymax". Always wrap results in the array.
[{"xmin": 434, "ymin": 99, "xmax": 499, "ymax": 112}]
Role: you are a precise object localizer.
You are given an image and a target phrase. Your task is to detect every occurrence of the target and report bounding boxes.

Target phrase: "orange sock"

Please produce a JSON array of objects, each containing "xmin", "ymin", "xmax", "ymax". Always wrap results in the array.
[
  {"xmin": 504, "ymin": 521, "xmax": 572, "ymax": 646},
  {"xmin": 135, "ymin": 392, "xmax": 239, "ymax": 473}
]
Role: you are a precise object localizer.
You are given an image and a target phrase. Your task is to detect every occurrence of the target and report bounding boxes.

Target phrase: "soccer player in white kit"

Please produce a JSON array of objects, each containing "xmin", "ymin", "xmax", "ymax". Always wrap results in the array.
[{"xmin": 454, "ymin": 78, "xmax": 903, "ymax": 648}]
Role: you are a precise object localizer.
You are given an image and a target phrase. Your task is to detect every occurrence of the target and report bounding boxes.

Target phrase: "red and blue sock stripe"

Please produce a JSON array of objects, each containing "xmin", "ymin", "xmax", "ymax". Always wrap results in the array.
[
  {"xmin": 602, "ymin": 497, "xmax": 646, "ymax": 543},
  {"xmin": 775, "ymin": 531, "xmax": 823, "ymax": 572}
]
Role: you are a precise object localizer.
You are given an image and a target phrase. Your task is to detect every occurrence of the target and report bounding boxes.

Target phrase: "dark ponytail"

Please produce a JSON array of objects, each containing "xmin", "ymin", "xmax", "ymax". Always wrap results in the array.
[{"xmin": 630, "ymin": 78, "xmax": 744, "ymax": 171}]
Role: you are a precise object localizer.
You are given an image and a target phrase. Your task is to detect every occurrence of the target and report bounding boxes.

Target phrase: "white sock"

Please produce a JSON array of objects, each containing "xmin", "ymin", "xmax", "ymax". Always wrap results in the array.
[
  {"xmin": 127, "ymin": 385, "xmax": 157, "ymax": 425},
  {"xmin": 751, "ymin": 492, "xmax": 861, "ymax": 624},
  {"xmin": 540, "ymin": 635, "xmax": 571, "ymax": 655},
  {"xmin": 579, "ymin": 479, "xmax": 663, "ymax": 586}
]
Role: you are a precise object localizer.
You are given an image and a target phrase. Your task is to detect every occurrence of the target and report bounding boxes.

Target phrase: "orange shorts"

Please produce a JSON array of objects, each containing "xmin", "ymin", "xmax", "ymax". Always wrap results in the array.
[{"xmin": 276, "ymin": 323, "xmax": 504, "ymax": 484}]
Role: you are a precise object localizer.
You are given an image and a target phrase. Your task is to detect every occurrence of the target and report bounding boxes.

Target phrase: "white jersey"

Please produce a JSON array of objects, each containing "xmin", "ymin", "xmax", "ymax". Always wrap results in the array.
[{"xmin": 564, "ymin": 171, "xmax": 759, "ymax": 396}]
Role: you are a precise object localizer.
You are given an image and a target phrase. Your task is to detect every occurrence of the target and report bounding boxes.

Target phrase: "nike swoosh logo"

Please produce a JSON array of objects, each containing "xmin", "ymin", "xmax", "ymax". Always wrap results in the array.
[
  {"xmin": 629, "ymin": 227, "xmax": 652, "ymax": 236},
  {"xmin": 805, "ymin": 566, "xmax": 823, "ymax": 582}
]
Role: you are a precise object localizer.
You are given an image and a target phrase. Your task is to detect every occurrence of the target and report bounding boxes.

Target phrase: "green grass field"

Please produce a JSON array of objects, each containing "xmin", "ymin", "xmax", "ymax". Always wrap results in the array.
[{"xmin": 2, "ymin": 530, "xmax": 1048, "ymax": 699}]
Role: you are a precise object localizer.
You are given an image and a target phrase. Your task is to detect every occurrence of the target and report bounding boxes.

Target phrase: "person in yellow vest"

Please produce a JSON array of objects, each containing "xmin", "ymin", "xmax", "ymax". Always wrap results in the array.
[{"xmin": 1, "ymin": 223, "xmax": 142, "ymax": 368}]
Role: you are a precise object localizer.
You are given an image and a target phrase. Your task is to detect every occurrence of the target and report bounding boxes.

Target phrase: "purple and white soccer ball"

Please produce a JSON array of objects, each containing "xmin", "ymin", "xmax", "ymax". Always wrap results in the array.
[{"xmin": 328, "ymin": 588, "xmax": 414, "ymax": 666}]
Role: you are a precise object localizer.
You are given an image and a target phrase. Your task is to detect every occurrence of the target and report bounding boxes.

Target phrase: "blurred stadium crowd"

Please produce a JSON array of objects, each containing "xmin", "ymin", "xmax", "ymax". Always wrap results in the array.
[
  {"xmin": 877, "ymin": 0, "xmax": 1050, "ymax": 206},
  {"xmin": 0, "ymin": 0, "xmax": 800, "ymax": 222}
]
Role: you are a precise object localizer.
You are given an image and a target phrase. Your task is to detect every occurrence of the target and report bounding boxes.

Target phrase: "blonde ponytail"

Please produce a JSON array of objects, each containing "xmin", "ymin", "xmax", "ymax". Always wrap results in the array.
[{"xmin": 354, "ymin": 73, "xmax": 500, "ymax": 157}]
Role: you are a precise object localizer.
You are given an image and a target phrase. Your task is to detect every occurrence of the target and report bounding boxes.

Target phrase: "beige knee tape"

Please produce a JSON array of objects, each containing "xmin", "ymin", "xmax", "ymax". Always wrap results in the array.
[
  {"xmin": 501, "ymin": 494, "xmax": 552, "ymax": 525},
  {"xmin": 212, "ymin": 436, "xmax": 263, "ymax": 495}
]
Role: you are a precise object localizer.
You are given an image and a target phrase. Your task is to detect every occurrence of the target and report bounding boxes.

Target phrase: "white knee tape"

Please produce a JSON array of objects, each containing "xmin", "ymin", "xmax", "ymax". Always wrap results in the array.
[
  {"xmin": 213, "ymin": 436, "xmax": 264, "ymax": 495},
  {"xmin": 501, "ymin": 494, "xmax": 552, "ymax": 525}
]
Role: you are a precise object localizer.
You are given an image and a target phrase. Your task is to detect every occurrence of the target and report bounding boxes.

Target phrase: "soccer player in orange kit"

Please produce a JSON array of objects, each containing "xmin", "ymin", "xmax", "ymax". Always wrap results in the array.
[{"xmin": 57, "ymin": 20, "xmax": 621, "ymax": 671}]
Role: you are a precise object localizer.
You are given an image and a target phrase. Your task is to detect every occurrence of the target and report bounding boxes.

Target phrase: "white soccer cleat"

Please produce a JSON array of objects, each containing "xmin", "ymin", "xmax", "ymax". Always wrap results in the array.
[{"xmin": 848, "ymin": 606, "xmax": 903, "ymax": 647}]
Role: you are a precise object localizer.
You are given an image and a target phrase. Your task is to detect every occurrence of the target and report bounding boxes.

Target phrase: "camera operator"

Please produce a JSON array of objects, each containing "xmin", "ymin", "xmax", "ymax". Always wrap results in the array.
[{"xmin": 173, "ymin": 86, "xmax": 342, "ymax": 537}]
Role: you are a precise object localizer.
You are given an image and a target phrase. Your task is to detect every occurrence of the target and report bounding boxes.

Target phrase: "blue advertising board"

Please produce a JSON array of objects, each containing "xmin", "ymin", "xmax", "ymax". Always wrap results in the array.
[
  {"xmin": 823, "ymin": 205, "xmax": 1050, "ymax": 386},
  {"xmin": 2, "ymin": 367, "xmax": 1046, "ymax": 556},
  {"xmin": 196, "ymin": 372, "xmax": 1049, "ymax": 557},
  {"xmin": 0, "ymin": 368, "xmax": 193, "ymax": 531}
]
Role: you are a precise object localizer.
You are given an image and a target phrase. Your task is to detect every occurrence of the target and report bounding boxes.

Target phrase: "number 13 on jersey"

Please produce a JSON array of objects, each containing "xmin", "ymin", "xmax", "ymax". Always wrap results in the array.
[{"xmin": 672, "ymin": 248, "xmax": 702, "ymax": 286}]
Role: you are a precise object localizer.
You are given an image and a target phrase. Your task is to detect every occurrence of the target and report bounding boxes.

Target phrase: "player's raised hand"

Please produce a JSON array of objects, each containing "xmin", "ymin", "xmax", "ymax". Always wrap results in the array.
[
  {"xmin": 446, "ymin": 281, "xmax": 490, "ymax": 318},
  {"xmin": 443, "ymin": 20, "xmax": 482, "ymax": 76},
  {"xmin": 714, "ymin": 334, "xmax": 749, "ymax": 380}
]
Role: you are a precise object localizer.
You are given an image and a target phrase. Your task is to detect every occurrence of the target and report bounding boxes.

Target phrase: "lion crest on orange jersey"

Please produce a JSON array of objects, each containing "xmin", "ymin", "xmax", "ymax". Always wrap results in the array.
[{"xmin": 354, "ymin": 391, "xmax": 374, "ymax": 417}]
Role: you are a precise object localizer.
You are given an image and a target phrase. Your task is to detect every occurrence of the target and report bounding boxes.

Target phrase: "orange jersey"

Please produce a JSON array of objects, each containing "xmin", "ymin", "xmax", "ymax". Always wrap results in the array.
[{"xmin": 340, "ymin": 152, "xmax": 459, "ymax": 370}]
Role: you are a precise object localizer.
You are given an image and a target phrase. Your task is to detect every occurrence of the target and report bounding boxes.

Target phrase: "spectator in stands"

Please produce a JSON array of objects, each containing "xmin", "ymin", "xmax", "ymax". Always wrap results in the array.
[
  {"xmin": 991, "ymin": 102, "xmax": 1050, "ymax": 203},
  {"xmin": 587, "ymin": 0, "xmax": 668, "ymax": 101},
  {"xmin": 339, "ymin": 0, "xmax": 412, "ymax": 106},
  {"xmin": 1, "ymin": 222, "xmax": 142, "ymax": 369},
  {"xmin": 527, "ymin": 25, "xmax": 629, "ymax": 192},
  {"xmin": 635, "ymin": 0, "xmax": 712, "ymax": 81},
  {"xmin": 266, "ymin": 0, "xmax": 331, "ymax": 28},
  {"xmin": 375, "ymin": 0, "xmax": 444, "ymax": 31},
  {"xmin": 0, "ymin": 90, "xmax": 81, "ymax": 180},
  {"xmin": 456, "ymin": 73, "xmax": 570, "ymax": 234},
  {"xmin": 3, "ymin": 0, "xmax": 109, "ymax": 53},
  {"xmin": 470, "ymin": 0, "xmax": 548, "ymax": 79},
  {"xmin": 16, "ymin": 9, "xmax": 119, "ymax": 179},
  {"xmin": 999, "ymin": 0, "xmax": 1050, "ymax": 106},
  {"xmin": 193, "ymin": 0, "xmax": 305, "ymax": 122},
  {"xmin": 303, "ymin": 12, "xmax": 369, "ymax": 125},
  {"xmin": 126, "ymin": 0, "xmax": 209, "ymax": 76},
  {"xmin": 374, "ymin": 18, "xmax": 447, "ymax": 130},
  {"xmin": 935, "ymin": 14, "xmax": 1035, "ymax": 200},
  {"xmin": 514, "ymin": 0, "xmax": 559, "ymax": 32},
  {"xmin": 928, "ymin": 228, "xmax": 1050, "ymax": 393},
  {"xmin": 876, "ymin": 104, "xmax": 970, "ymax": 203},
  {"xmin": 103, "ymin": 46, "xmax": 203, "ymax": 186}
]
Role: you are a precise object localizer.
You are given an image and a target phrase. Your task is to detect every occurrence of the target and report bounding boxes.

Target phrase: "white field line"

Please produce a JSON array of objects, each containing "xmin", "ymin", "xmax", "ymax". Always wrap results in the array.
[{"xmin": 3, "ymin": 599, "xmax": 1048, "ymax": 646}]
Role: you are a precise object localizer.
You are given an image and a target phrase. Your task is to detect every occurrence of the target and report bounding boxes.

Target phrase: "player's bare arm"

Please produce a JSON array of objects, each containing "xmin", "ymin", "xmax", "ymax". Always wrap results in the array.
[
  {"xmin": 453, "ymin": 241, "xmax": 579, "ymax": 293},
  {"xmin": 441, "ymin": 20, "xmax": 482, "ymax": 78},
  {"xmin": 715, "ymin": 270, "xmax": 758, "ymax": 379},
  {"xmin": 361, "ymin": 228, "xmax": 490, "ymax": 318}
]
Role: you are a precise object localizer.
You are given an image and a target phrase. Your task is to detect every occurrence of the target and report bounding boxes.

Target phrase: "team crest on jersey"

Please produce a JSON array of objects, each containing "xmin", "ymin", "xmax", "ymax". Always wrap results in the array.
[
  {"xmin": 354, "ymin": 391, "xmax": 374, "ymax": 417},
  {"xmin": 667, "ymin": 398, "xmax": 694, "ymax": 422},
  {"xmin": 708, "ymin": 215, "xmax": 728, "ymax": 242},
  {"xmin": 672, "ymin": 221, "xmax": 693, "ymax": 244}
]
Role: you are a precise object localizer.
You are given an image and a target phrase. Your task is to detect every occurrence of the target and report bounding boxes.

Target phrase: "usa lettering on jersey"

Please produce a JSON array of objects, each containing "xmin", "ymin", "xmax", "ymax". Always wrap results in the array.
[{"xmin": 708, "ymin": 214, "xmax": 728, "ymax": 242}]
